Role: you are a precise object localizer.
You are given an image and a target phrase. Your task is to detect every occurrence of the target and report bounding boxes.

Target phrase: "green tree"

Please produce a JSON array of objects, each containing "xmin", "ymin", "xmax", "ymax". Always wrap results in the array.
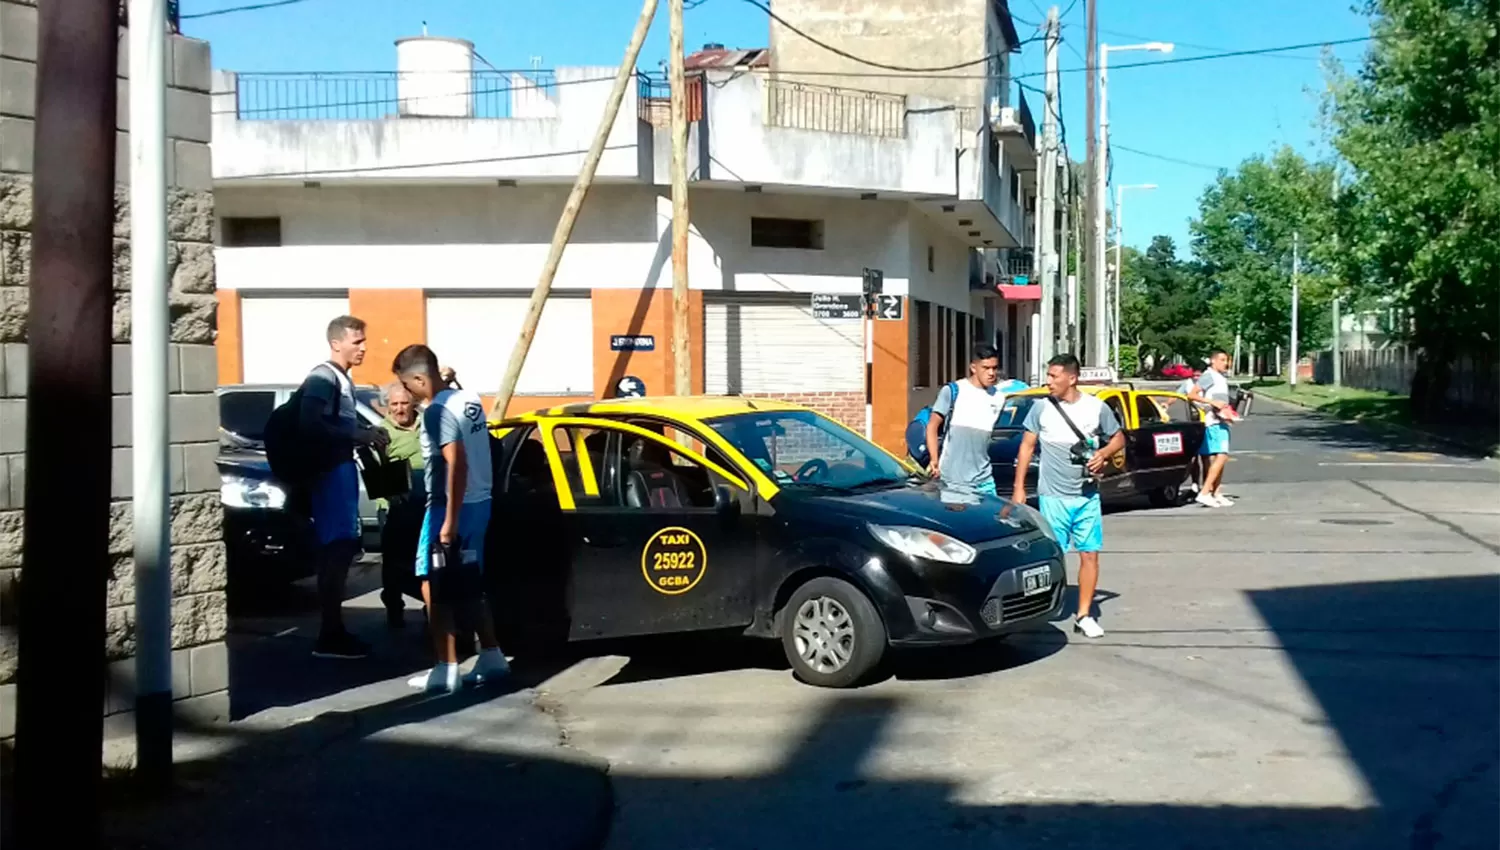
[
  {"xmin": 1325, "ymin": 0, "xmax": 1500, "ymax": 418},
  {"xmin": 1190, "ymin": 147, "xmax": 1340, "ymax": 357},
  {"xmin": 1120, "ymin": 236, "xmax": 1223, "ymax": 366}
]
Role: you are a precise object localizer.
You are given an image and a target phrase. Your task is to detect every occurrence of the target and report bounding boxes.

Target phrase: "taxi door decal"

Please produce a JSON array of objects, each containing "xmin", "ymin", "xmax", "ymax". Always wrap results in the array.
[{"xmin": 641, "ymin": 526, "xmax": 707, "ymax": 595}]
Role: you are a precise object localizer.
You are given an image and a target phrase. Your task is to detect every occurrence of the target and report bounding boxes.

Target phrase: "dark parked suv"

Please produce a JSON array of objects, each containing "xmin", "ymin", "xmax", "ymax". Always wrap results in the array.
[{"xmin": 217, "ymin": 383, "xmax": 386, "ymax": 587}]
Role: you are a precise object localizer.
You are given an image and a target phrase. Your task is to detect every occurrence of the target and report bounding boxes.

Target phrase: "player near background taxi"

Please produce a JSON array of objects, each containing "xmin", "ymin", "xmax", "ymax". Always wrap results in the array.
[{"xmin": 1012, "ymin": 354, "xmax": 1126, "ymax": 639}]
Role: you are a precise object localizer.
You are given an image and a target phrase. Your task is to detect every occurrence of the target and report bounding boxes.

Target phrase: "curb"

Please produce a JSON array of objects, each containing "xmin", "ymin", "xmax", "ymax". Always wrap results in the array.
[{"xmin": 1252, "ymin": 393, "xmax": 1500, "ymax": 459}]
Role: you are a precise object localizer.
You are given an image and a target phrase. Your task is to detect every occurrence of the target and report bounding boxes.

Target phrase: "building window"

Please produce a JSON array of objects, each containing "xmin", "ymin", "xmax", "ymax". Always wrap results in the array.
[
  {"xmin": 953, "ymin": 310, "xmax": 967, "ymax": 378},
  {"xmin": 750, "ymin": 217, "xmax": 824, "ymax": 250},
  {"xmin": 927, "ymin": 245, "xmax": 935, "ymax": 273},
  {"xmin": 914, "ymin": 299, "xmax": 932, "ymax": 387},
  {"xmin": 221, "ymin": 217, "xmax": 282, "ymax": 247},
  {"xmin": 1010, "ymin": 168, "xmax": 1021, "ymax": 205}
]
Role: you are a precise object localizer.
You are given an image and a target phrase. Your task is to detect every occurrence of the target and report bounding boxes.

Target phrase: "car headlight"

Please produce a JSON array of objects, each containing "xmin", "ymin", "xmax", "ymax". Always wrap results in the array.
[
  {"xmin": 221, "ymin": 475, "xmax": 287, "ymax": 510},
  {"xmin": 867, "ymin": 523, "xmax": 976, "ymax": 565}
]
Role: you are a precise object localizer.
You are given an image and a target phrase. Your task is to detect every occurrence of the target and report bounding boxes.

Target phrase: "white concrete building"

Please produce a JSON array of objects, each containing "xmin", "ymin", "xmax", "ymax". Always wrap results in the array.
[{"xmin": 210, "ymin": 27, "xmax": 1036, "ymax": 452}]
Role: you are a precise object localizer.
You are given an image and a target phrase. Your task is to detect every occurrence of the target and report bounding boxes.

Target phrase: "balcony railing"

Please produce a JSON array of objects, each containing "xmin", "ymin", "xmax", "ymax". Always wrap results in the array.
[
  {"xmin": 764, "ymin": 78, "xmax": 906, "ymax": 138},
  {"xmin": 635, "ymin": 72, "xmax": 704, "ymax": 126},
  {"xmin": 232, "ymin": 70, "xmax": 560, "ymax": 120},
  {"xmin": 1001, "ymin": 251, "xmax": 1034, "ymax": 282}
]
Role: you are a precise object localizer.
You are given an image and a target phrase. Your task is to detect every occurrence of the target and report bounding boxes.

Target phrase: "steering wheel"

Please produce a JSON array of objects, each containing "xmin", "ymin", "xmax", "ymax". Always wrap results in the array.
[{"xmin": 793, "ymin": 458, "xmax": 829, "ymax": 482}]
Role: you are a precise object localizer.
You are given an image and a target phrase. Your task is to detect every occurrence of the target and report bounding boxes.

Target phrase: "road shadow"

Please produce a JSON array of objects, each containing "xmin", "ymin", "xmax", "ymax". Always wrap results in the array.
[{"xmin": 1258, "ymin": 401, "xmax": 1493, "ymax": 460}]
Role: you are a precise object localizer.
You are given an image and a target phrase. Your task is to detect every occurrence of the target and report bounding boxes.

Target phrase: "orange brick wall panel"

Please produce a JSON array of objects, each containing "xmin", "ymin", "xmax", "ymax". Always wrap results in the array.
[
  {"xmin": 348, "ymin": 289, "xmax": 426, "ymax": 387},
  {"xmin": 216, "ymin": 290, "xmax": 243, "ymax": 385},
  {"xmin": 872, "ymin": 306, "xmax": 910, "ymax": 455},
  {"xmin": 592, "ymin": 287, "xmax": 706, "ymax": 399}
]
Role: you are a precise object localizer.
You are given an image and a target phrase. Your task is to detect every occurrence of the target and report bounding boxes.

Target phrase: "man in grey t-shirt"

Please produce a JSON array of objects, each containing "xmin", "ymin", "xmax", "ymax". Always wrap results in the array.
[
  {"xmin": 1189, "ymin": 349, "xmax": 1234, "ymax": 507},
  {"xmin": 925, "ymin": 343, "xmax": 1007, "ymax": 494}
]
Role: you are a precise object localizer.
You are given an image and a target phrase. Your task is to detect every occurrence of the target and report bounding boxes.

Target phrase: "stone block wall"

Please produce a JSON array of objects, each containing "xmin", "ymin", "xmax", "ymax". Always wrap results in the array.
[{"xmin": 0, "ymin": 0, "xmax": 223, "ymax": 739}]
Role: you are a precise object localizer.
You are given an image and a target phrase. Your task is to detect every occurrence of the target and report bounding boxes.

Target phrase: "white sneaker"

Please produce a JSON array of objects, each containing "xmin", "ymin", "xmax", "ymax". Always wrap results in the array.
[
  {"xmin": 462, "ymin": 649, "xmax": 512, "ymax": 688},
  {"xmin": 1213, "ymin": 493, "xmax": 1234, "ymax": 507},
  {"xmin": 409, "ymin": 664, "xmax": 458, "ymax": 694},
  {"xmin": 1195, "ymin": 492, "xmax": 1221, "ymax": 508},
  {"xmin": 1073, "ymin": 616, "xmax": 1106, "ymax": 639}
]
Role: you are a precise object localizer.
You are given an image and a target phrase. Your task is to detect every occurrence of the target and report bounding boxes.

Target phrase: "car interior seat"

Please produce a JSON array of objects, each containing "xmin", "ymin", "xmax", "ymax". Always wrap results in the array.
[{"xmin": 624, "ymin": 437, "xmax": 689, "ymax": 509}]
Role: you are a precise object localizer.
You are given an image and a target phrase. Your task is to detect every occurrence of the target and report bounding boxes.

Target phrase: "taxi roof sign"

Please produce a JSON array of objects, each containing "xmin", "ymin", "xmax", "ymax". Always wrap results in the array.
[{"xmin": 1077, "ymin": 366, "xmax": 1117, "ymax": 385}]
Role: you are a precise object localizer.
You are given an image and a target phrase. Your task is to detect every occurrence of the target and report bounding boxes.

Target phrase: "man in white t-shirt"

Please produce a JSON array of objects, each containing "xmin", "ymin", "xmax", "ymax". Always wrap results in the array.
[
  {"xmin": 925, "ymin": 343, "xmax": 1008, "ymax": 495},
  {"xmin": 1188, "ymin": 349, "xmax": 1234, "ymax": 508},
  {"xmin": 392, "ymin": 344, "xmax": 509, "ymax": 694}
]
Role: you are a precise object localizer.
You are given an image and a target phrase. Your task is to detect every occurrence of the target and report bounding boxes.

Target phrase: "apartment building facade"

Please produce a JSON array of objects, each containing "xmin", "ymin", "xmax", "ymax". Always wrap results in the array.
[{"xmin": 211, "ymin": 17, "xmax": 1034, "ymax": 453}]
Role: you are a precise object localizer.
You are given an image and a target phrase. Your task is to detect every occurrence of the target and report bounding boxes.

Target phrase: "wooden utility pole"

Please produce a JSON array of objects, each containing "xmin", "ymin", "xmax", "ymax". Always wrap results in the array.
[
  {"xmin": 15, "ymin": 0, "xmax": 119, "ymax": 845},
  {"xmin": 493, "ymin": 0, "xmax": 660, "ymax": 412},
  {"xmin": 669, "ymin": 0, "xmax": 692, "ymax": 396}
]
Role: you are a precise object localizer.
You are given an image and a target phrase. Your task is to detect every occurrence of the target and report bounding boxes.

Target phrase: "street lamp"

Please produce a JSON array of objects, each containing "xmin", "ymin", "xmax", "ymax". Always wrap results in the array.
[
  {"xmin": 1092, "ymin": 40, "xmax": 1172, "ymax": 369},
  {"xmin": 1113, "ymin": 182, "xmax": 1157, "ymax": 372}
]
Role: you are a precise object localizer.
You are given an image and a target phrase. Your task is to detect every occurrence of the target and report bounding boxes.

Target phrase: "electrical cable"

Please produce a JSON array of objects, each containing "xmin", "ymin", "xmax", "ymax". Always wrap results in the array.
[
  {"xmin": 219, "ymin": 144, "xmax": 635, "ymax": 181},
  {"xmin": 1112, "ymin": 144, "xmax": 1228, "ymax": 171},
  {"xmin": 1017, "ymin": 35, "xmax": 1371, "ymax": 79},
  {"xmin": 181, "ymin": 0, "xmax": 313, "ymax": 20}
]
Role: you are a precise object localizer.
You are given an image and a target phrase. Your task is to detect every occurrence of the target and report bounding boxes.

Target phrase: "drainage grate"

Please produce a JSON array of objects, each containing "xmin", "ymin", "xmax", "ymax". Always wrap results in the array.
[{"xmin": 1321, "ymin": 518, "xmax": 1394, "ymax": 526}]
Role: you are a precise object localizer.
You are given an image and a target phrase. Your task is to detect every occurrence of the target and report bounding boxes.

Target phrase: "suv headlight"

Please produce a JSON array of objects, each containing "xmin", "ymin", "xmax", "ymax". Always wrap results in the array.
[
  {"xmin": 867, "ymin": 523, "xmax": 976, "ymax": 565},
  {"xmin": 221, "ymin": 475, "xmax": 287, "ymax": 510}
]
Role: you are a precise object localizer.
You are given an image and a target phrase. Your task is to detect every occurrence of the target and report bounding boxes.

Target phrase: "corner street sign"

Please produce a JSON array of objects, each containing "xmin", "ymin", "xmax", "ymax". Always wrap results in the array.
[
  {"xmin": 875, "ymin": 294, "xmax": 903, "ymax": 321},
  {"xmin": 615, "ymin": 375, "xmax": 647, "ymax": 397},
  {"xmin": 811, "ymin": 293, "xmax": 863, "ymax": 320},
  {"xmin": 610, "ymin": 334, "xmax": 655, "ymax": 351}
]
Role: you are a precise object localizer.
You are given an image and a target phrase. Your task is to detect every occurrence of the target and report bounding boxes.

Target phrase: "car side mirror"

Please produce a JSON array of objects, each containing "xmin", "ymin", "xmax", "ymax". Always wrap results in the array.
[{"xmin": 714, "ymin": 485, "xmax": 740, "ymax": 517}]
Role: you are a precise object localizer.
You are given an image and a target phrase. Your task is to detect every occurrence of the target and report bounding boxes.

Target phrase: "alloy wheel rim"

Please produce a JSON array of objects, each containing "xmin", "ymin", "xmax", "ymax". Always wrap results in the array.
[{"xmin": 793, "ymin": 596, "xmax": 855, "ymax": 673}]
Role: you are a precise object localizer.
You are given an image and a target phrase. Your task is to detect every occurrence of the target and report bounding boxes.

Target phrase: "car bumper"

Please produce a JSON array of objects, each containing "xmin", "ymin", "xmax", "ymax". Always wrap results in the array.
[
  {"xmin": 883, "ymin": 535, "xmax": 1067, "ymax": 646},
  {"xmin": 224, "ymin": 506, "xmax": 314, "ymax": 583}
]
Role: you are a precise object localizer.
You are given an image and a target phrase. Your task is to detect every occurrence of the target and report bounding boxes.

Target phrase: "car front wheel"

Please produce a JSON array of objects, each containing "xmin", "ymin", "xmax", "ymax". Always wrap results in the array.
[{"xmin": 780, "ymin": 577, "xmax": 887, "ymax": 688}]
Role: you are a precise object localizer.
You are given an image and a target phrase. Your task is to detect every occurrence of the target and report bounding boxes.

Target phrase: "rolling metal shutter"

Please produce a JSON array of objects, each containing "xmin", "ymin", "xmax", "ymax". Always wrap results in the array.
[
  {"xmin": 704, "ymin": 295, "xmax": 863, "ymax": 395},
  {"xmin": 425, "ymin": 294, "xmax": 593, "ymax": 396},
  {"xmin": 240, "ymin": 294, "xmax": 351, "ymax": 384}
]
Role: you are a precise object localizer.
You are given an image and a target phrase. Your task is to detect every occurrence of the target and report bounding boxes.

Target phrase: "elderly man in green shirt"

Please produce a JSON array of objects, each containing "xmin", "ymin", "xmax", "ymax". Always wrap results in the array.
[{"xmin": 378, "ymin": 381, "xmax": 427, "ymax": 628}]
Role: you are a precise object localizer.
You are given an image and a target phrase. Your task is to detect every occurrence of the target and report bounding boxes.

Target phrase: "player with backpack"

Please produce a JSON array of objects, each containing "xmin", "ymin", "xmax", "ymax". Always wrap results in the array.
[
  {"xmin": 263, "ymin": 316, "xmax": 389, "ymax": 659},
  {"xmin": 910, "ymin": 343, "xmax": 1008, "ymax": 495}
]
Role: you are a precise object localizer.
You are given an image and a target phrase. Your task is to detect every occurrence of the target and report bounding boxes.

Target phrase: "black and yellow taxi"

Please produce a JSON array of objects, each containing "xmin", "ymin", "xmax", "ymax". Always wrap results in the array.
[
  {"xmin": 482, "ymin": 397, "xmax": 1067, "ymax": 688},
  {"xmin": 990, "ymin": 380, "xmax": 1206, "ymax": 507}
]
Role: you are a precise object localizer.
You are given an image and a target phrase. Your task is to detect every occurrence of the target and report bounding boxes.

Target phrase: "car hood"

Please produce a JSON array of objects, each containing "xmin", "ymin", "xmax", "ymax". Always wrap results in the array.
[{"xmin": 788, "ymin": 482, "xmax": 1043, "ymax": 543}]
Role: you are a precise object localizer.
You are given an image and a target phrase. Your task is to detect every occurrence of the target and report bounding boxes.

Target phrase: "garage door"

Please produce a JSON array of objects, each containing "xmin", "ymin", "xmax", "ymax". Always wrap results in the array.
[
  {"xmin": 705, "ymin": 297, "xmax": 863, "ymax": 394},
  {"xmin": 240, "ymin": 294, "xmax": 351, "ymax": 384},
  {"xmin": 426, "ymin": 294, "xmax": 593, "ymax": 396}
]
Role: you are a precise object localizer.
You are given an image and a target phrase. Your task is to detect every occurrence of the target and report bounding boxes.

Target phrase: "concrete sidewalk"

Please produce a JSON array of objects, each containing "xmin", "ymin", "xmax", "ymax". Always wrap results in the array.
[{"xmin": 100, "ymin": 579, "xmax": 614, "ymax": 850}]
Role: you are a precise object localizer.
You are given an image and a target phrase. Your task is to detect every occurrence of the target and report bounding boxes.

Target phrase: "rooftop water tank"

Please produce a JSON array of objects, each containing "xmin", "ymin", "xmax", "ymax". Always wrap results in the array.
[{"xmin": 395, "ymin": 34, "xmax": 475, "ymax": 118}]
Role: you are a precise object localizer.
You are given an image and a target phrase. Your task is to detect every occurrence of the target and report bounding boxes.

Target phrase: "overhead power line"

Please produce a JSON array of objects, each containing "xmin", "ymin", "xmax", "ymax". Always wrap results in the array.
[
  {"xmin": 1111, "ymin": 144, "xmax": 1228, "ymax": 172},
  {"xmin": 1016, "ymin": 35, "xmax": 1372, "ymax": 79},
  {"xmin": 181, "ymin": 0, "xmax": 313, "ymax": 20}
]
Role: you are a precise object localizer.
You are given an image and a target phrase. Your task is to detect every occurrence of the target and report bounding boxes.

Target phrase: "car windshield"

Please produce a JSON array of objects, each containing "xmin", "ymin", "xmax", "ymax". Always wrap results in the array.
[
  {"xmin": 706, "ymin": 410, "xmax": 911, "ymax": 490},
  {"xmin": 997, "ymin": 395, "xmax": 1038, "ymax": 429}
]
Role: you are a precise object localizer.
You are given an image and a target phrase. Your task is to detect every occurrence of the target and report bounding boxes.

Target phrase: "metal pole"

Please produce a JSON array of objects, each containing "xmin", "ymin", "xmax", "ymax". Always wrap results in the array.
[
  {"xmin": 1083, "ymin": 0, "xmax": 1098, "ymax": 364},
  {"xmin": 669, "ymin": 0, "xmax": 692, "ymax": 396},
  {"xmin": 1091, "ymin": 45, "xmax": 1110, "ymax": 367},
  {"xmin": 129, "ymin": 0, "xmax": 173, "ymax": 790},
  {"xmin": 864, "ymin": 313, "xmax": 874, "ymax": 438},
  {"xmin": 1037, "ymin": 7, "xmax": 1060, "ymax": 367},
  {"xmin": 1112, "ymin": 183, "xmax": 1122, "ymax": 372},
  {"xmin": 14, "ymin": 0, "xmax": 119, "ymax": 844},
  {"xmin": 1331, "ymin": 171, "xmax": 1342, "ymax": 387},
  {"xmin": 1290, "ymin": 231, "xmax": 1300, "ymax": 388},
  {"xmin": 493, "ymin": 0, "xmax": 660, "ymax": 411}
]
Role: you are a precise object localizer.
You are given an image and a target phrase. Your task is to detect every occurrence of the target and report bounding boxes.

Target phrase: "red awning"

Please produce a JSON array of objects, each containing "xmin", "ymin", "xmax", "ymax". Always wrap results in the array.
[{"xmin": 997, "ymin": 284, "xmax": 1041, "ymax": 301}]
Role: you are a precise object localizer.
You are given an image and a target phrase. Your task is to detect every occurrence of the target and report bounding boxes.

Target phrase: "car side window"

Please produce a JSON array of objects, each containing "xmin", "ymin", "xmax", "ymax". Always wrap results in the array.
[
  {"xmin": 620, "ymin": 435, "xmax": 725, "ymax": 511},
  {"xmin": 1135, "ymin": 394, "xmax": 1166, "ymax": 426},
  {"xmin": 551, "ymin": 426, "xmax": 614, "ymax": 507},
  {"xmin": 501, "ymin": 428, "xmax": 560, "ymax": 504},
  {"xmin": 1102, "ymin": 395, "xmax": 1128, "ymax": 432}
]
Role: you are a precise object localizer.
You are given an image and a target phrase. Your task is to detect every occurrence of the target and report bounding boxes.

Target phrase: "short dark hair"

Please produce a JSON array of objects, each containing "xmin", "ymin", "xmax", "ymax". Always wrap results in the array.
[
  {"xmin": 326, "ymin": 315, "xmax": 365, "ymax": 342},
  {"xmin": 1210, "ymin": 348, "xmax": 1229, "ymax": 359},
  {"xmin": 1047, "ymin": 353, "xmax": 1081, "ymax": 375},
  {"xmin": 391, "ymin": 343, "xmax": 441, "ymax": 378},
  {"xmin": 970, "ymin": 342, "xmax": 999, "ymax": 363}
]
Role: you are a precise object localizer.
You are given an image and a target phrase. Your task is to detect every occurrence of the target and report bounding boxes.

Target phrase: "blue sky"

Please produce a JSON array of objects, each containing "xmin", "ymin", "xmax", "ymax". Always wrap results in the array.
[{"xmin": 184, "ymin": 0, "xmax": 1371, "ymax": 253}]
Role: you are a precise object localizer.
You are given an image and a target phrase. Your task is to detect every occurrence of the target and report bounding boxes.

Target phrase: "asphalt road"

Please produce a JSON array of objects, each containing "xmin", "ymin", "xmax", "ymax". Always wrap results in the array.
[{"xmin": 533, "ymin": 399, "xmax": 1500, "ymax": 850}]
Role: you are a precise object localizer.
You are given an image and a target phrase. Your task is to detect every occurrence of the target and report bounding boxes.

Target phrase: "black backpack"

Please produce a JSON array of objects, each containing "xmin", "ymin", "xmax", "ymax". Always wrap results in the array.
[{"xmin": 263, "ymin": 363, "xmax": 345, "ymax": 489}]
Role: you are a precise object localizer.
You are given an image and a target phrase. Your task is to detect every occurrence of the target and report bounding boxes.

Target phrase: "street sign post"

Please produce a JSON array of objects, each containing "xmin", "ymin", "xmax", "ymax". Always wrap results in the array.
[{"xmin": 811, "ymin": 293, "xmax": 863, "ymax": 320}]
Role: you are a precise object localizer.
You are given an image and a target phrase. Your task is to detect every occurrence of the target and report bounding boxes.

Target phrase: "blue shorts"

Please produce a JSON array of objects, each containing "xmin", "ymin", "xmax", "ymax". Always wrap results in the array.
[
  {"xmin": 1200, "ymin": 423, "xmax": 1231, "ymax": 456},
  {"xmin": 309, "ymin": 460, "xmax": 360, "ymax": 546},
  {"xmin": 415, "ymin": 499, "xmax": 492, "ymax": 579},
  {"xmin": 973, "ymin": 477, "xmax": 997, "ymax": 496},
  {"xmin": 1038, "ymin": 493, "xmax": 1104, "ymax": 553}
]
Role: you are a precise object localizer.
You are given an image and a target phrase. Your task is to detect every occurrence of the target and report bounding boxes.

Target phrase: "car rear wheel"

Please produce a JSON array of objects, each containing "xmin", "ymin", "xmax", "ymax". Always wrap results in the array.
[
  {"xmin": 780, "ymin": 577, "xmax": 886, "ymax": 688},
  {"xmin": 1148, "ymin": 480, "xmax": 1183, "ymax": 508}
]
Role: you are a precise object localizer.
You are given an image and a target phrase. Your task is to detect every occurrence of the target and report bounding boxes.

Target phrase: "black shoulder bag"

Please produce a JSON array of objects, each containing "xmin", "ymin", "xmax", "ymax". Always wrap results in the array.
[{"xmin": 1046, "ymin": 396, "xmax": 1095, "ymax": 468}]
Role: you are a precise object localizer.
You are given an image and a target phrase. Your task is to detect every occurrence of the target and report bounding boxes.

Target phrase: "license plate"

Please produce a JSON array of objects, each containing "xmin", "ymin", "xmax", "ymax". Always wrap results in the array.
[
  {"xmin": 1020, "ymin": 565, "xmax": 1052, "ymax": 597},
  {"xmin": 1154, "ymin": 432, "xmax": 1183, "ymax": 455}
]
